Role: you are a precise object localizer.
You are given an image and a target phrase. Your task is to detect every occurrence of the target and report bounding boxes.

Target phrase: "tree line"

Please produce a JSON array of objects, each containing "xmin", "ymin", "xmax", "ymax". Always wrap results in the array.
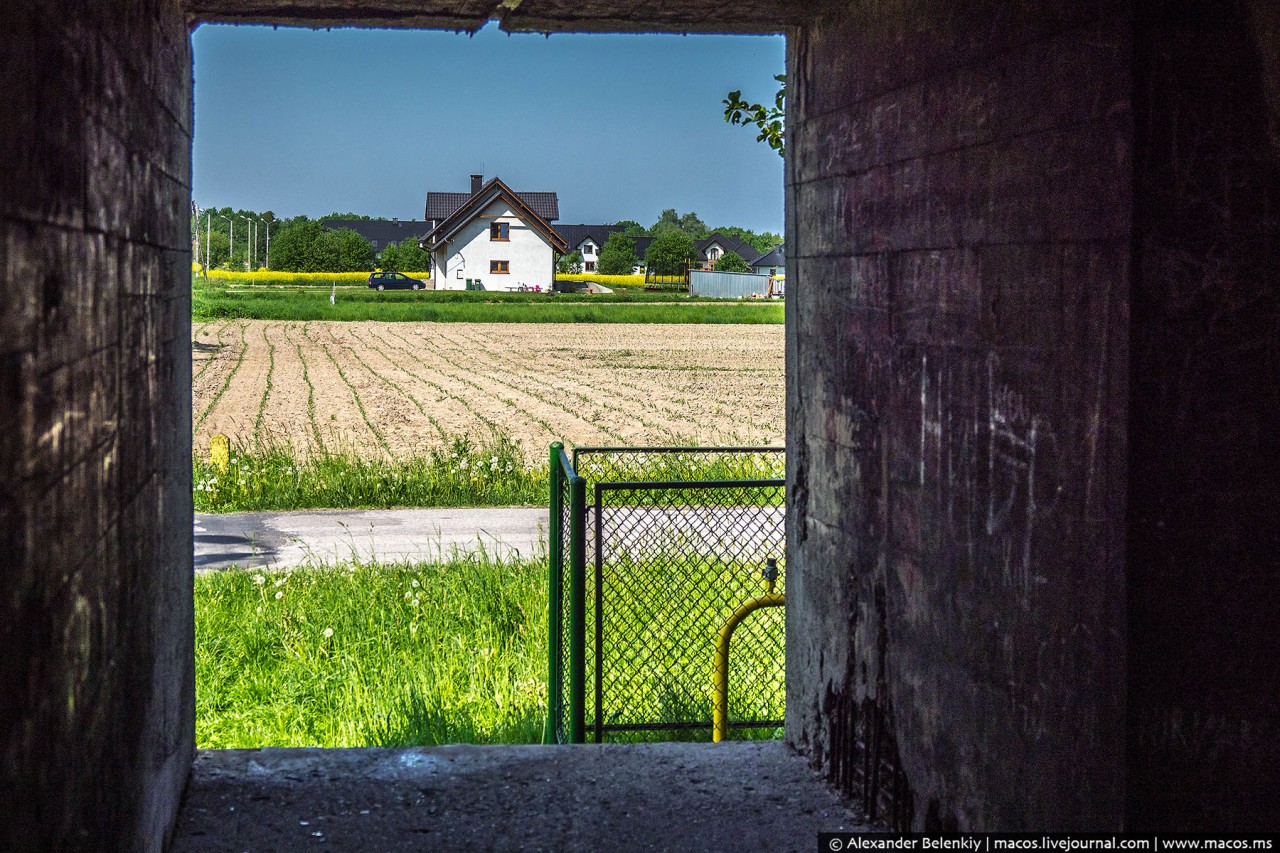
[{"xmin": 192, "ymin": 208, "xmax": 429, "ymax": 273}]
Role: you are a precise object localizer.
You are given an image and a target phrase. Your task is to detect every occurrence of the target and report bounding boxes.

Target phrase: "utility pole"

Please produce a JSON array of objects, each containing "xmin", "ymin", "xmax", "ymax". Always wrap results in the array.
[
  {"xmin": 191, "ymin": 201, "xmax": 201, "ymax": 276},
  {"xmin": 205, "ymin": 212, "xmax": 212, "ymax": 277},
  {"xmin": 263, "ymin": 218, "xmax": 272, "ymax": 270}
]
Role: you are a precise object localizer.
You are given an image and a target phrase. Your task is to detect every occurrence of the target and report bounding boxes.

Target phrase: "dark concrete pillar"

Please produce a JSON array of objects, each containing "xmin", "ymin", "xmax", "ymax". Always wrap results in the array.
[
  {"xmin": 786, "ymin": 0, "xmax": 1279, "ymax": 830},
  {"xmin": 1126, "ymin": 0, "xmax": 1280, "ymax": 830},
  {"xmin": 0, "ymin": 1, "xmax": 195, "ymax": 849}
]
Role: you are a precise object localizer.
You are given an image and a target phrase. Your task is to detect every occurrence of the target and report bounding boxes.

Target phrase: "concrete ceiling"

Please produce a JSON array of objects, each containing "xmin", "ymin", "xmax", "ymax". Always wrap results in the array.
[{"xmin": 183, "ymin": 0, "xmax": 808, "ymax": 33}]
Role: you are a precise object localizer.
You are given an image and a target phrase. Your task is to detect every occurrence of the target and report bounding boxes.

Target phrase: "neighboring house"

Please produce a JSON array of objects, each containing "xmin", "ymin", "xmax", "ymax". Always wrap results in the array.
[
  {"xmin": 554, "ymin": 224, "xmax": 652, "ymax": 273},
  {"xmin": 694, "ymin": 232, "xmax": 763, "ymax": 270},
  {"xmin": 420, "ymin": 175, "xmax": 567, "ymax": 290},
  {"xmin": 320, "ymin": 218, "xmax": 432, "ymax": 260},
  {"xmin": 750, "ymin": 245, "xmax": 785, "ymax": 278}
]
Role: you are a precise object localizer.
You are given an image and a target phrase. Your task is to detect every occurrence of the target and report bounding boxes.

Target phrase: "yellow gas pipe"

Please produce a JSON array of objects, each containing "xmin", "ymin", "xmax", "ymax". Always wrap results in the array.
[{"xmin": 713, "ymin": 558, "xmax": 784, "ymax": 743}]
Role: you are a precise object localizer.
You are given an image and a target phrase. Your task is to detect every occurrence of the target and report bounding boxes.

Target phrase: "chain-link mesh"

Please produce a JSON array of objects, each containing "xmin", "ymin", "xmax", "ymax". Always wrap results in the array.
[{"xmin": 548, "ymin": 446, "xmax": 786, "ymax": 743}]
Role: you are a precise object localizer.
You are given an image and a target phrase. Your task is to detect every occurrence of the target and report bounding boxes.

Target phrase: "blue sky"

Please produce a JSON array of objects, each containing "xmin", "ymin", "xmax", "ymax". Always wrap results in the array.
[{"xmin": 192, "ymin": 24, "xmax": 785, "ymax": 233}]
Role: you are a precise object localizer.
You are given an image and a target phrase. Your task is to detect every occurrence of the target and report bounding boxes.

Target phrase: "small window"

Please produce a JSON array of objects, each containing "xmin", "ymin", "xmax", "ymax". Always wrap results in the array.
[
  {"xmin": 491, "ymin": 260, "xmax": 509, "ymax": 274},
  {"xmin": 490, "ymin": 222, "xmax": 509, "ymax": 241},
  {"xmin": 585, "ymin": 261, "xmax": 596, "ymax": 272},
  {"xmin": 583, "ymin": 243, "xmax": 594, "ymax": 255}
]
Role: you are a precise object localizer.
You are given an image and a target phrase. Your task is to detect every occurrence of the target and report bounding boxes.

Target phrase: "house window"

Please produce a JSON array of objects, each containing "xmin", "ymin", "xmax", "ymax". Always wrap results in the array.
[
  {"xmin": 583, "ymin": 243, "xmax": 594, "ymax": 255},
  {"xmin": 491, "ymin": 260, "xmax": 510, "ymax": 274},
  {"xmin": 708, "ymin": 247, "xmax": 721, "ymax": 260},
  {"xmin": 585, "ymin": 261, "xmax": 596, "ymax": 271},
  {"xmin": 490, "ymin": 222, "xmax": 509, "ymax": 241}
]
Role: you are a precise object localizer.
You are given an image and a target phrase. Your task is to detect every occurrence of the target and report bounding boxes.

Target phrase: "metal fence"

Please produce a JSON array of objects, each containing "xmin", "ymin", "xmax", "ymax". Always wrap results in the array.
[
  {"xmin": 546, "ymin": 444, "xmax": 786, "ymax": 744},
  {"xmin": 689, "ymin": 269, "xmax": 772, "ymax": 299}
]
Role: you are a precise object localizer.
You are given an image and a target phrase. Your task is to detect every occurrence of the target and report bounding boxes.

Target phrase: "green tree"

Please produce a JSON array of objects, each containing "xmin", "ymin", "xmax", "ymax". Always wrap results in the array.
[
  {"xmin": 380, "ymin": 238, "xmax": 431, "ymax": 272},
  {"xmin": 557, "ymin": 250, "xmax": 583, "ymax": 274},
  {"xmin": 615, "ymin": 219, "xmax": 647, "ymax": 237},
  {"xmin": 714, "ymin": 250, "xmax": 752, "ymax": 273},
  {"xmin": 678, "ymin": 211, "xmax": 708, "ymax": 239},
  {"xmin": 597, "ymin": 232, "xmax": 638, "ymax": 275},
  {"xmin": 650, "ymin": 209, "xmax": 708, "ymax": 239},
  {"xmin": 267, "ymin": 220, "xmax": 374, "ymax": 272},
  {"xmin": 644, "ymin": 230, "xmax": 697, "ymax": 276},
  {"xmin": 269, "ymin": 219, "xmax": 323, "ymax": 272},
  {"xmin": 328, "ymin": 228, "xmax": 376, "ymax": 272},
  {"xmin": 723, "ymin": 74, "xmax": 786, "ymax": 157}
]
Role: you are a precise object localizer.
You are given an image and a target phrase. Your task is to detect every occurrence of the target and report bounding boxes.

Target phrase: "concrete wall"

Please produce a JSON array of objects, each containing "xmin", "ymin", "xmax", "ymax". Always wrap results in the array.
[
  {"xmin": 0, "ymin": 1, "xmax": 195, "ymax": 850},
  {"xmin": 784, "ymin": 0, "xmax": 1134, "ymax": 830},
  {"xmin": 785, "ymin": 0, "xmax": 1279, "ymax": 831},
  {"xmin": 1126, "ymin": 0, "xmax": 1280, "ymax": 830}
]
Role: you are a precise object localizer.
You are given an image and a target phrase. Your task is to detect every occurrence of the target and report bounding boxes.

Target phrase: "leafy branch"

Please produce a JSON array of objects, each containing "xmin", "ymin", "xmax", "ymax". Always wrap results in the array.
[{"xmin": 723, "ymin": 74, "xmax": 786, "ymax": 157}]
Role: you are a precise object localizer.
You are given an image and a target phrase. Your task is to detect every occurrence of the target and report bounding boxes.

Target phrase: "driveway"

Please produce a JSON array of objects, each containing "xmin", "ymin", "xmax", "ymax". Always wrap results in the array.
[{"xmin": 194, "ymin": 507, "xmax": 547, "ymax": 572}]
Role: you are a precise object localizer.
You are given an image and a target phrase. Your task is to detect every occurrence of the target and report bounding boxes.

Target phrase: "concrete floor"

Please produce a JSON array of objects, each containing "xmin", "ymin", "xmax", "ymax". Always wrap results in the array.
[{"xmin": 172, "ymin": 742, "xmax": 869, "ymax": 851}]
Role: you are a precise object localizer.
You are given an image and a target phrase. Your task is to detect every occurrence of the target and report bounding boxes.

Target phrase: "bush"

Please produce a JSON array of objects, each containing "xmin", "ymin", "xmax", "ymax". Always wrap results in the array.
[{"xmin": 713, "ymin": 250, "xmax": 752, "ymax": 273}]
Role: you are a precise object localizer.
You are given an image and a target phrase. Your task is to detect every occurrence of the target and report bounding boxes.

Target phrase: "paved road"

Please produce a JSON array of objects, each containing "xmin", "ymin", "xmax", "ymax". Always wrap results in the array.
[{"xmin": 194, "ymin": 507, "xmax": 547, "ymax": 571}]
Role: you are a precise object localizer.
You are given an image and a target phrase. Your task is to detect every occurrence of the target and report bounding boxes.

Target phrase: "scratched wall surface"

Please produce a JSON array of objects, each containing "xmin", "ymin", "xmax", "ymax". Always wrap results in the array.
[
  {"xmin": 785, "ymin": 1, "xmax": 1131, "ymax": 829},
  {"xmin": 1127, "ymin": 0, "xmax": 1280, "ymax": 829},
  {"xmin": 0, "ymin": 1, "xmax": 195, "ymax": 849}
]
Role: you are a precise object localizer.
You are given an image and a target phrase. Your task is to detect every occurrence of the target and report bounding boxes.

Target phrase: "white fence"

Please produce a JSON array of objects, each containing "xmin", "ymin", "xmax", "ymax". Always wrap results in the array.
[{"xmin": 689, "ymin": 269, "xmax": 773, "ymax": 299}]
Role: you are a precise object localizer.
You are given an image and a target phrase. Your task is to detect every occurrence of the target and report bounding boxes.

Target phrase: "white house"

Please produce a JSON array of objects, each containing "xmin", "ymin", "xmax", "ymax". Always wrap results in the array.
[
  {"xmin": 750, "ymin": 245, "xmax": 785, "ymax": 278},
  {"xmin": 420, "ymin": 176, "xmax": 567, "ymax": 290}
]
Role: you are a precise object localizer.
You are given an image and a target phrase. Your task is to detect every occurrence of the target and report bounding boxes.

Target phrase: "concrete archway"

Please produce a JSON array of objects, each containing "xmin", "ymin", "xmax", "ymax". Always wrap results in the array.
[{"xmin": 3, "ymin": 1, "xmax": 1278, "ymax": 847}]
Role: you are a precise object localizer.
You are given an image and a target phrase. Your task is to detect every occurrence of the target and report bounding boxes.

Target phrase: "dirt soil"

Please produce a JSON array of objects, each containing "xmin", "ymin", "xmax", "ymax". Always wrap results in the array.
[{"xmin": 192, "ymin": 321, "xmax": 785, "ymax": 460}]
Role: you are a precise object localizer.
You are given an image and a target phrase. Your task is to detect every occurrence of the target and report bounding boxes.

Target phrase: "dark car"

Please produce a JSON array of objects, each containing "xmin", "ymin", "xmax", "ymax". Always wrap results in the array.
[{"xmin": 368, "ymin": 271, "xmax": 426, "ymax": 291}]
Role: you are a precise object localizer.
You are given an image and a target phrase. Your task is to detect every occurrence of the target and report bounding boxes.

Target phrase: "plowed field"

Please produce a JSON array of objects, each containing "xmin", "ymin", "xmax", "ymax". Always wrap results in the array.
[{"xmin": 192, "ymin": 320, "xmax": 784, "ymax": 460}]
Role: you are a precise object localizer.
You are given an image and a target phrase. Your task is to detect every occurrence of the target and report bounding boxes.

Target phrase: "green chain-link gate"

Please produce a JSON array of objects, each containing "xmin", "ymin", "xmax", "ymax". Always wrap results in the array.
[{"xmin": 546, "ymin": 444, "xmax": 786, "ymax": 744}]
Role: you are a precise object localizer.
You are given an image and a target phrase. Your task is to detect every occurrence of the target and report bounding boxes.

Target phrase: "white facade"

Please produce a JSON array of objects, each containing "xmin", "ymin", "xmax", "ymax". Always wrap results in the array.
[
  {"xmin": 431, "ymin": 199, "xmax": 557, "ymax": 290},
  {"xmin": 752, "ymin": 260, "xmax": 786, "ymax": 277},
  {"xmin": 577, "ymin": 239, "xmax": 599, "ymax": 272}
]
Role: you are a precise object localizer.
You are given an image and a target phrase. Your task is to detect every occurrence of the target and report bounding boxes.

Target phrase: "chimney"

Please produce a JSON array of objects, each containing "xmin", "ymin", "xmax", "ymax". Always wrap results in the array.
[{"xmin": 470, "ymin": 174, "xmax": 483, "ymax": 195}]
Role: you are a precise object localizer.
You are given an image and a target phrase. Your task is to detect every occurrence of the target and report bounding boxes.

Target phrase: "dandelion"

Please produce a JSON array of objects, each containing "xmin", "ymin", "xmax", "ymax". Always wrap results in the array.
[
  {"xmin": 412, "ymin": 597, "xmax": 421, "ymax": 608},
  {"xmin": 411, "ymin": 579, "xmax": 420, "ymax": 589},
  {"xmin": 274, "ymin": 591, "xmax": 284, "ymax": 600},
  {"xmin": 404, "ymin": 590, "xmax": 413, "ymax": 600},
  {"xmin": 409, "ymin": 623, "xmax": 418, "ymax": 636},
  {"xmin": 322, "ymin": 627, "xmax": 334, "ymax": 639},
  {"xmin": 274, "ymin": 578, "xmax": 285, "ymax": 587},
  {"xmin": 252, "ymin": 574, "xmax": 266, "ymax": 585}
]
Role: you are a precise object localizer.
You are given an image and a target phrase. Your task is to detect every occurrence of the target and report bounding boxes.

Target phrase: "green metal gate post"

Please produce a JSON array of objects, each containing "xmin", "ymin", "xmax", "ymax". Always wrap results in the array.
[
  {"xmin": 544, "ymin": 443, "xmax": 564, "ymax": 744},
  {"xmin": 568, "ymin": 472, "xmax": 587, "ymax": 743}
]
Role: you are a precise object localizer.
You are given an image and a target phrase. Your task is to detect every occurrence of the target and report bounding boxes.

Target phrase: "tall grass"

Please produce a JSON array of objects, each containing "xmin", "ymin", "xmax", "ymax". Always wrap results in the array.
[
  {"xmin": 195, "ymin": 552, "xmax": 786, "ymax": 748},
  {"xmin": 195, "ymin": 553, "xmax": 549, "ymax": 748},
  {"xmin": 194, "ymin": 435, "xmax": 546, "ymax": 512}
]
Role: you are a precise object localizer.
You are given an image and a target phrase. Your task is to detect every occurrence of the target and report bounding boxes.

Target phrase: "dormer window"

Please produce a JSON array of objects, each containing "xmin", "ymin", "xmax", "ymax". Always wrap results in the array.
[
  {"xmin": 583, "ymin": 243, "xmax": 594, "ymax": 255},
  {"xmin": 490, "ymin": 222, "xmax": 510, "ymax": 241}
]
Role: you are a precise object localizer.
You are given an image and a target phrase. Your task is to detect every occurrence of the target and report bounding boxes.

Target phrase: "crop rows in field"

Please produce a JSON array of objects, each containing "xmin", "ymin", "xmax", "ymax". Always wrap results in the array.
[{"xmin": 192, "ymin": 320, "xmax": 785, "ymax": 461}]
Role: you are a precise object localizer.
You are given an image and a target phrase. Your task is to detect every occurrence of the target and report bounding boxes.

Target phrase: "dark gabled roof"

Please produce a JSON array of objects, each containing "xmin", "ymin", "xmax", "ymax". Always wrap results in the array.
[
  {"xmin": 751, "ymin": 245, "xmax": 784, "ymax": 267},
  {"xmin": 423, "ymin": 177, "xmax": 568, "ymax": 254},
  {"xmin": 321, "ymin": 219, "xmax": 433, "ymax": 245},
  {"xmin": 425, "ymin": 190, "xmax": 559, "ymax": 222},
  {"xmin": 696, "ymin": 232, "xmax": 763, "ymax": 263},
  {"xmin": 555, "ymin": 224, "xmax": 622, "ymax": 251}
]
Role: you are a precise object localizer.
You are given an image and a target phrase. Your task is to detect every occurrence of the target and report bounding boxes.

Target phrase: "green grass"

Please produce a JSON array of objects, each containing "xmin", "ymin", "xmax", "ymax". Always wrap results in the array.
[
  {"xmin": 195, "ymin": 552, "xmax": 786, "ymax": 748},
  {"xmin": 192, "ymin": 278, "xmax": 784, "ymax": 323},
  {"xmin": 195, "ymin": 553, "xmax": 550, "ymax": 747},
  {"xmin": 194, "ymin": 435, "xmax": 546, "ymax": 512}
]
